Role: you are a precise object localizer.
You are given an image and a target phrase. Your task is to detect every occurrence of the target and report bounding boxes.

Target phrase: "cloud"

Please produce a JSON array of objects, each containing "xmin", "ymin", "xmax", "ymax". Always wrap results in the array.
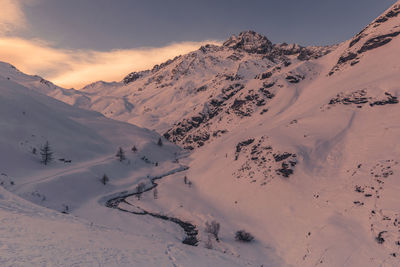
[
  {"xmin": 0, "ymin": 0, "xmax": 220, "ymax": 88},
  {"xmin": 0, "ymin": 0, "xmax": 32, "ymax": 35},
  {"xmin": 0, "ymin": 37, "xmax": 220, "ymax": 89}
]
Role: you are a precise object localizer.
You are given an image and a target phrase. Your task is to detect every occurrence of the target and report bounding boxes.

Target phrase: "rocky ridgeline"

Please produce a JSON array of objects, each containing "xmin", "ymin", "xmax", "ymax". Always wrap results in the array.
[
  {"xmin": 122, "ymin": 31, "xmax": 334, "ymax": 87},
  {"xmin": 233, "ymin": 136, "xmax": 297, "ymax": 185},
  {"xmin": 223, "ymin": 31, "xmax": 334, "ymax": 61},
  {"xmin": 330, "ymin": 3, "xmax": 400, "ymax": 75}
]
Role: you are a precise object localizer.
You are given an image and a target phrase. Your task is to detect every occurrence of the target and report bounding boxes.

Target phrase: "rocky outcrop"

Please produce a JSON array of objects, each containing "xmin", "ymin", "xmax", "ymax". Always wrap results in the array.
[{"xmin": 223, "ymin": 31, "xmax": 274, "ymax": 54}]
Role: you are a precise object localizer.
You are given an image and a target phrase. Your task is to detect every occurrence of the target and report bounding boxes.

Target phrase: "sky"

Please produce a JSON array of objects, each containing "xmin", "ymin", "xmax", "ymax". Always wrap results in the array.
[{"xmin": 0, "ymin": 0, "xmax": 397, "ymax": 89}]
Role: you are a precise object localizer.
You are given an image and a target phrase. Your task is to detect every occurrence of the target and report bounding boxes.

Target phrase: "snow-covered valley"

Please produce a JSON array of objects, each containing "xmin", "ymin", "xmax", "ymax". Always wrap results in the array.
[{"xmin": 1, "ymin": 1, "xmax": 400, "ymax": 266}]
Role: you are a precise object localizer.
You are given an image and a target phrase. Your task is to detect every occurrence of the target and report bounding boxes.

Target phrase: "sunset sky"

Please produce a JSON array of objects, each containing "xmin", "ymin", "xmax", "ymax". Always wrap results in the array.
[{"xmin": 0, "ymin": 0, "xmax": 396, "ymax": 89}]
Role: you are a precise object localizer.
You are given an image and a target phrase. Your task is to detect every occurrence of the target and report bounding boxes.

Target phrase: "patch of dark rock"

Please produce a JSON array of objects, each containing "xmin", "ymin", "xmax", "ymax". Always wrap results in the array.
[
  {"xmin": 263, "ymin": 82, "xmax": 275, "ymax": 88},
  {"xmin": 212, "ymin": 129, "xmax": 227, "ymax": 137},
  {"xmin": 364, "ymin": 194, "xmax": 373, "ymax": 197},
  {"xmin": 358, "ymin": 31, "xmax": 400, "ymax": 53},
  {"xmin": 289, "ymin": 160, "xmax": 297, "ymax": 167},
  {"xmin": 259, "ymin": 88, "xmax": 275, "ymax": 98},
  {"xmin": 355, "ymin": 186, "xmax": 365, "ymax": 193},
  {"xmin": 230, "ymin": 99, "xmax": 253, "ymax": 117},
  {"xmin": 210, "ymin": 99, "xmax": 224, "ymax": 107},
  {"xmin": 196, "ymin": 85, "xmax": 207, "ymax": 92},
  {"xmin": 258, "ymin": 72, "xmax": 272, "ymax": 80},
  {"xmin": 375, "ymin": 5, "xmax": 400, "ymax": 23},
  {"xmin": 182, "ymin": 236, "xmax": 199, "ymax": 246},
  {"xmin": 297, "ymin": 49, "xmax": 314, "ymax": 61},
  {"xmin": 273, "ymin": 152, "xmax": 292, "ymax": 162},
  {"xmin": 231, "ymin": 99, "xmax": 246, "ymax": 109},
  {"xmin": 285, "ymin": 75, "xmax": 304, "ymax": 83},
  {"xmin": 222, "ymin": 84, "xmax": 245, "ymax": 100},
  {"xmin": 256, "ymin": 99, "xmax": 266, "ymax": 106},
  {"xmin": 375, "ymin": 17, "xmax": 388, "ymax": 23},
  {"xmin": 227, "ymin": 54, "xmax": 242, "ymax": 61},
  {"xmin": 328, "ymin": 90, "xmax": 369, "ymax": 106},
  {"xmin": 276, "ymin": 162, "xmax": 293, "ymax": 178},
  {"xmin": 337, "ymin": 52, "xmax": 358, "ymax": 65},
  {"xmin": 224, "ymin": 74, "xmax": 236, "ymax": 81},
  {"xmin": 369, "ymin": 93, "xmax": 398, "ymax": 106},
  {"xmin": 235, "ymin": 139, "xmax": 255, "ymax": 160},
  {"xmin": 376, "ymin": 231, "xmax": 387, "ymax": 244},
  {"xmin": 349, "ymin": 35, "xmax": 363, "ymax": 48}
]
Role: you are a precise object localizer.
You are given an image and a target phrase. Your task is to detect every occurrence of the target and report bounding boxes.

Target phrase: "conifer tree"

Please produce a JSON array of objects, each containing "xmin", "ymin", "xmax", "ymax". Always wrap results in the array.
[
  {"xmin": 40, "ymin": 141, "xmax": 53, "ymax": 165},
  {"xmin": 101, "ymin": 174, "xmax": 109, "ymax": 185},
  {"xmin": 116, "ymin": 147, "xmax": 126, "ymax": 161}
]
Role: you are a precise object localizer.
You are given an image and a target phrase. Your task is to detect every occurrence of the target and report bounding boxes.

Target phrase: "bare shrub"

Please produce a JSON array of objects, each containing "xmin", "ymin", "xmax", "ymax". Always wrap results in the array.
[
  {"xmin": 235, "ymin": 230, "xmax": 254, "ymax": 242},
  {"xmin": 205, "ymin": 220, "xmax": 220, "ymax": 241}
]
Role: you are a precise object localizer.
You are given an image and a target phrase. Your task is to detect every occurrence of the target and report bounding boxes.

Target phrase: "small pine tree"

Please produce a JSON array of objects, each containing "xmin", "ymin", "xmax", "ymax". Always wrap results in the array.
[
  {"xmin": 188, "ymin": 181, "xmax": 192, "ymax": 188},
  {"xmin": 131, "ymin": 146, "xmax": 137, "ymax": 152},
  {"xmin": 153, "ymin": 187, "xmax": 158, "ymax": 199},
  {"xmin": 116, "ymin": 147, "xmax": 126, "ymax": 161},
  {"xmin": 157, "ymin": 137, "xmax": 163, "ymax": 146},
  {"xmin": 101, "ymin": 174, "xmax": 109, "ymax": 185},
  {"xmin": 32, "ymin": 147, "xmax": 37, "ymax": 154},
  {"xmin": 184, "ymin": 176, "xmax": 188, "ymax": 184},
  {"xmin": 40, "ymin": 141, "xmax": 53, "ymax": 165}
]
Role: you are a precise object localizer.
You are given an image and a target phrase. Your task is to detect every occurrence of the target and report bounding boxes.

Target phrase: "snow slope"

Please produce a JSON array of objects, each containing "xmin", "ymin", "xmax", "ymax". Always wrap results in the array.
[
  {"xmin": 1, "ymin": 1, "xmax": 400, "ymax": 266},
  {"xmin": 0, "ymin": 72, "xmax": 276, "ymax": 265},
  {"xmin": 0, "ymin": 186, "xmax": 250, "ymax": 266}
]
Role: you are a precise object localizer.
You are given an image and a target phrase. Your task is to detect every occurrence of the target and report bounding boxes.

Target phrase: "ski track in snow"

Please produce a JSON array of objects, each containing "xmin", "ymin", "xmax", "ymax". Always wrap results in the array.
[{"xmin": 14, "ymin": 155, "xmax": 113, "ymax": 189}]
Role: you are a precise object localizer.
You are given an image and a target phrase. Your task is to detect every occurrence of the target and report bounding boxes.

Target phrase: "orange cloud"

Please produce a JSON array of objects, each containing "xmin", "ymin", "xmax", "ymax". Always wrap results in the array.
[
  {"xmin": 0, "ymin": 0, "xmax": 34, "ymax": 34},
  {"xmin": 0, "ymin": 37, "xmax": 220, "ymax": 89},
  {"xmin": 0, "ymin": 0, "xmax": 220, "ymax": 88}
]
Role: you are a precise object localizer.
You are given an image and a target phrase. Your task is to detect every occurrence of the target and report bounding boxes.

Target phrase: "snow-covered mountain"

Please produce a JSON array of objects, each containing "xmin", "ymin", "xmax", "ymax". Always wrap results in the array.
[
  {"xmin": 0, "ymin": 60, "xmax": 282, "ymax": 265},
  {"xmin": 1, "ymin": 1, "xmax": 400, "ymax": 266}
]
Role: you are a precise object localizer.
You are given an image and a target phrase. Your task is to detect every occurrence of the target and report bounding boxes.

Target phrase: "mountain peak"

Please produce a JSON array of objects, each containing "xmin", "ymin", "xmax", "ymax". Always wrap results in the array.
[{"xmin": 223, "ymin": 30, "xmax": 273, "ymax": 54}]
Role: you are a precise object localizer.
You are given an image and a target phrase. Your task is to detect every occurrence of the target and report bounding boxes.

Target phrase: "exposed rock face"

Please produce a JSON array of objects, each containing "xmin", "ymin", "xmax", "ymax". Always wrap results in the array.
[
  {"xmin": 223, "ymin": 31, "xmax": 274, "ymax": 54},
  {"xmin": 375, "ymin": 3, "xmax": 400, "ymax": 23},
  {"xmin": 329, "ymin": 2, "xmax": 400, "ymax": 75},
  {"xmin": 322, "ymin": 90, "xmax": 399, "ymax": 110},
  {"xmin": 358, "ymin": 31, "xmax": 400, "ymax": 53},
  {"xmin": 123, "ymin": 71, "xmax": 149, "ymax": 85},
  {"xmin": 274, "ymin": 43, "xmax": 335, "ymax": 61},
  {"xmin": 223, "ymin": 31, "xmax": 335, "ymax": 61}
]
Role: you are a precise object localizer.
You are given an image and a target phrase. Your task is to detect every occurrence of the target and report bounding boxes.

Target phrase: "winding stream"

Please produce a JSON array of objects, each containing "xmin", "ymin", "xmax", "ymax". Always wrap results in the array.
[{"xmin": 105, "ymin": 166, "xmax": 199, "ymax": 246}]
